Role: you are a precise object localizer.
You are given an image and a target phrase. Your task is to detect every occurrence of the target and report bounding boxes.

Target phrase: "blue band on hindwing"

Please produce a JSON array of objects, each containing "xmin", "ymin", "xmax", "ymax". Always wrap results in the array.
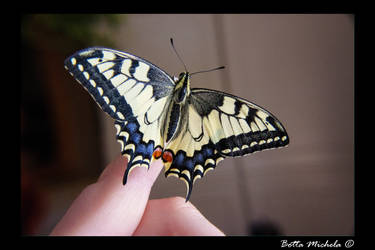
[
  {"xmin": 164, "ymin": 141, "xmax": 223, "ymax": 201},
  {"xmin": 115, "ymin": 119, "xmax": 155, "ymax": 185}
]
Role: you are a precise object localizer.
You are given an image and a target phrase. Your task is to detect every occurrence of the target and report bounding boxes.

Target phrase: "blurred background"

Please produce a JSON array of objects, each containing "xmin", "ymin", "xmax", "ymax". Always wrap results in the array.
[{"xmin": 20, "ymin": 14, "xmax": 354, "ymax": 235}]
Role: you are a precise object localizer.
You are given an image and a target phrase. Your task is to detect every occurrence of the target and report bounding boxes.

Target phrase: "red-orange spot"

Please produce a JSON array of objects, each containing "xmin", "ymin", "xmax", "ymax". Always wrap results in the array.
[
  {"xmin": 153, "ymin": 147, "xmax": 163, "ymax": 159},
  {"xmin": 162, "ymin": 151, "xmax": 173, "ymax": 163}
]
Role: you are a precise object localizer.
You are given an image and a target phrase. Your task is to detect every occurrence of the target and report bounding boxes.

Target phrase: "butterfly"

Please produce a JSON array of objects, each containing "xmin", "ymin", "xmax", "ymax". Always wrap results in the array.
[{"xmin": 64, "ymin": 40, "xmax": 289, "ymax": 201}]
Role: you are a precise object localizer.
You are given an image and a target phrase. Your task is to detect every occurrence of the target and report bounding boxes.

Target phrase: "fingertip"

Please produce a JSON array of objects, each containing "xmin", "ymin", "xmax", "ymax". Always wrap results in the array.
[
  {"xmin": 97, "ymin": 154, "xmax": 128, "ymax": 183},
  {"xmin": 134, "ymin": 197, "xmax": 225, "ymax": 236},
  {"xmin": 97, "ymin": 155, "xmax": 163, "ymax": 186},
  {"xmin": 51, "ymin": 156, "xmax": 164, "ymax": 236}
]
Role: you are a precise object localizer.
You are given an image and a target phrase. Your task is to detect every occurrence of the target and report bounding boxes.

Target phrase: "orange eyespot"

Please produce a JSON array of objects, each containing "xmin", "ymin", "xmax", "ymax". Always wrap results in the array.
[
  {"xmin": 162, "ymin": 151, "xmax": 173, "ymax": 163},
  {"xmin": 153, "ymin": 147, "xmax": 163, "ymax": 159}
]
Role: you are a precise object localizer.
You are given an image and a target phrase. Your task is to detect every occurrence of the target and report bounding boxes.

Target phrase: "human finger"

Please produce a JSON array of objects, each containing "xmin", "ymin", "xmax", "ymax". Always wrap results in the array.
[
  {"xmin": 50, "ymin": 155, "xmax": 163, "ymax": 236},
  {"xmin": 133, "ymin": 197, "xmax": 225, "ymax": 236}
]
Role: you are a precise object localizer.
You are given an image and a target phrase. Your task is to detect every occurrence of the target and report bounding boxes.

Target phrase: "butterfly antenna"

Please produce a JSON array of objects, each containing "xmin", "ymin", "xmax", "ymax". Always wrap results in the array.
[
  {"xmin": 170, "ymin": 38, "xmax": 188, "ymax": 72},
  {"xmin": 190, "ymin": 66, "xmax": 225, "ymax": 76}
]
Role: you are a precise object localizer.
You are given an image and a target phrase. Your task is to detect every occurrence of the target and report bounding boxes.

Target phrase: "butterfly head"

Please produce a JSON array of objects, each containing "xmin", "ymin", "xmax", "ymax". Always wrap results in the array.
[{"xmin": 173, "ymin": 72, "xmax": 191, "ymax": 103}]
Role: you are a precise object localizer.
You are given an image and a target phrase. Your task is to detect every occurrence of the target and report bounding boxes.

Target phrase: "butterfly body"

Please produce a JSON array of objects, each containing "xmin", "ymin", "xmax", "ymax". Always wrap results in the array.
[{"xmin": 64, "ymin": 47, "xmax": 289, "ymax": 201}]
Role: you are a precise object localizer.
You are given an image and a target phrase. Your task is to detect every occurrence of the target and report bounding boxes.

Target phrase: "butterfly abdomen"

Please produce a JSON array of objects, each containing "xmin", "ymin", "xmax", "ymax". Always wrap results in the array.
[{"xmin": 165, "ymin": 103, "xmax": 181, "ymax": 143}]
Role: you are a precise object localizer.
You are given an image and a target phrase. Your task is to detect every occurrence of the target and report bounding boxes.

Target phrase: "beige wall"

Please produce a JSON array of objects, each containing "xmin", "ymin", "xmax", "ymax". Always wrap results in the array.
[{"xmin": 99, "ymin": 14, "xmax": 354, "ymax": 235}]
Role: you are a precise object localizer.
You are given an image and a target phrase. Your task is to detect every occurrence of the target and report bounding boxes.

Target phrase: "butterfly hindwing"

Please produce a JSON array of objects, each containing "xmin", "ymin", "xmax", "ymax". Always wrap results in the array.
[
  {"xmin": 160, "ymin": 103, "xmax": 225, "ymax": 201},
  {"xmin": 64, "ymin": 47, "xmax": 174, "ymax": 183},
  {"xmin": 114, "ymin": 119, "xmax": 156, "ymax": 184}
]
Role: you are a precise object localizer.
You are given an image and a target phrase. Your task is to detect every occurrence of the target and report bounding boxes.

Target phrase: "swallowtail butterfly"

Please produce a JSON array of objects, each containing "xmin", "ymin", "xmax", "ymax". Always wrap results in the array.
[{"xmin": 64, "ymin": 41, "xmax": 289, "ymax": 201}]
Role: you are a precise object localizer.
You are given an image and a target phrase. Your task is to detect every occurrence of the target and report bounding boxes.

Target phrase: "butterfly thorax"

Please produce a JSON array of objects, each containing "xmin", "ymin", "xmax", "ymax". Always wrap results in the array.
[
  {"xmin": 173, "ymin": 72, "xmax": 191, "ymax": 103},
  {"xmin": 163, "ymin": 72, "xmax": 191, "ymax": 144}
]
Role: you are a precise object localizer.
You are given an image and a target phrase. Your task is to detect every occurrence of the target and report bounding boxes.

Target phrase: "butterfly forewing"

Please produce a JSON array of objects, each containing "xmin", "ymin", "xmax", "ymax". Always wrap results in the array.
[
  {"xmin": 64, "ymin": 47, "xmax": 175, "ymax": 184},
  {"xmin": 190, "ymin": 88, "xmax": 289, "ymax": 154},
  {"xmin": 64, "ymin": 47, "xmax": 174, "ymax": 121}
]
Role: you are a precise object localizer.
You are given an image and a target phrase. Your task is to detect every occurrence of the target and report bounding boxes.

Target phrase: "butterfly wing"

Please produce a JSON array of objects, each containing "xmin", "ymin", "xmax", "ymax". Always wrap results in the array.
[
  {"xmin": 163, "ymin": 88, "xmax": 289, "ymax": 201},
  {"xmin": 64, "ymin": 47, "xmax": 174, "ymax": 183}
]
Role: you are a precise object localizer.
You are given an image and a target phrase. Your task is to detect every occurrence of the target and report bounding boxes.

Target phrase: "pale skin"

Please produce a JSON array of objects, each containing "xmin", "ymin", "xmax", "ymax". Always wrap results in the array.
[{"xmin": 50, "ymin": 155, "xmax": 225, "ymax": 236}]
